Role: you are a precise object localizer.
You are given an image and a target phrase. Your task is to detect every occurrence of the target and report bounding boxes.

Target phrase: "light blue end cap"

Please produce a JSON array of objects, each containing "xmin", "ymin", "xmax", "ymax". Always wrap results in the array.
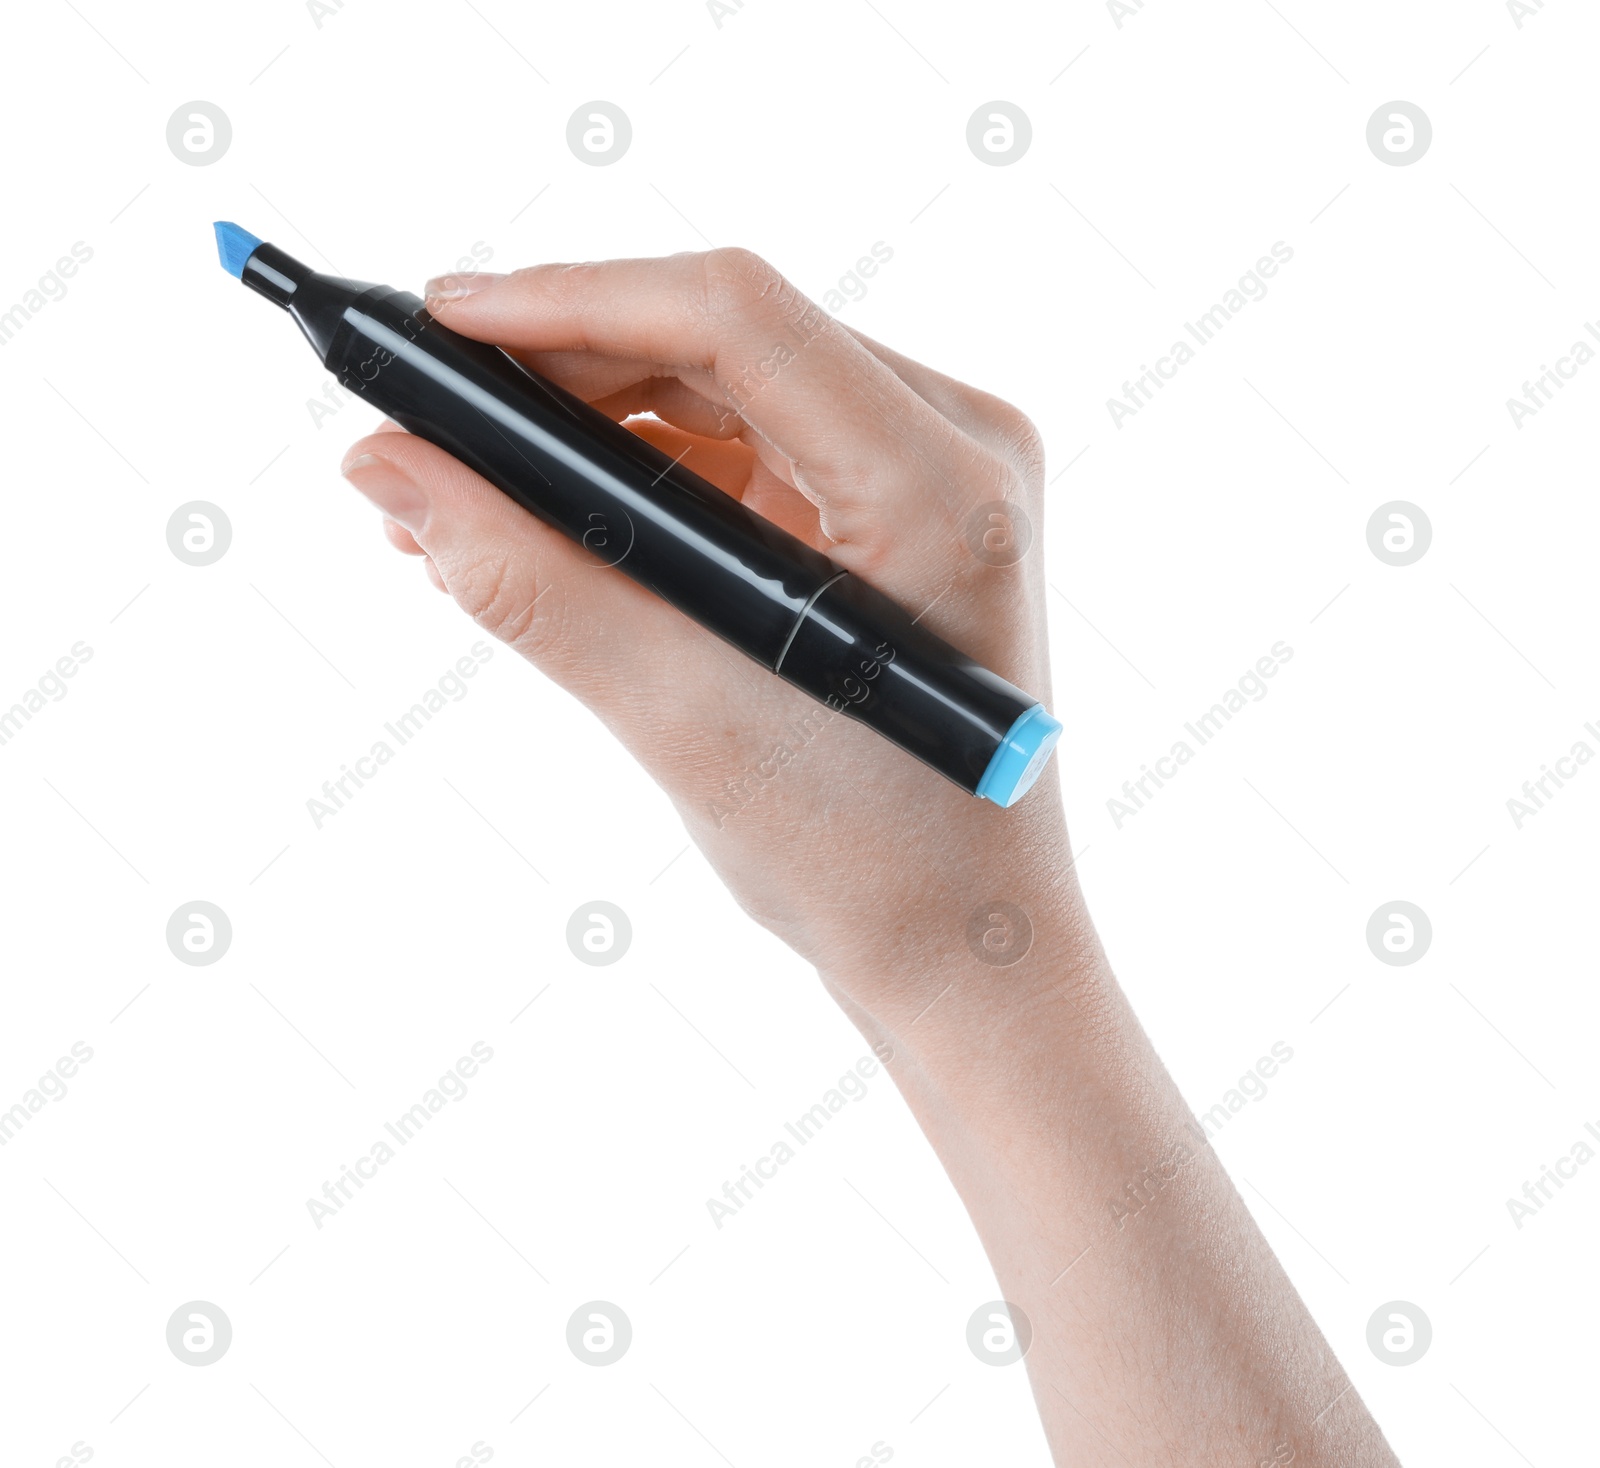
[
  {"xmin": 213, "ymin": 221, "xmax": 263, "ymax": 278},
  {"xmin": 976, "ymin": 705, "xmax": 1063, "ymax": 808}
]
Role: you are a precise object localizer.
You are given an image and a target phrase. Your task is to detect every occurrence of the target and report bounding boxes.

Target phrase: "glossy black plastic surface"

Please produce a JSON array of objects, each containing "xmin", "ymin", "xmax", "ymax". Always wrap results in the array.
[
  {"xmin": 778, "ymin": 573, "xmax": 1033, "ymax": 789},
  {"xmin": 332, "ymin": 286, "xmax": 837, "ymax": 663},
  {"xmin": 241, "ymin": 246, "xmax": 1042, "ymax": 794}
]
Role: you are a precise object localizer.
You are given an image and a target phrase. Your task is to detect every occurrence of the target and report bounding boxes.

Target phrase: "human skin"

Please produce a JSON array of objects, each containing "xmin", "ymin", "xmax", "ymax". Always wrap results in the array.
[{"xmin": 340, "ymin": 248, "xmax": 1400, "ymax": 1467}]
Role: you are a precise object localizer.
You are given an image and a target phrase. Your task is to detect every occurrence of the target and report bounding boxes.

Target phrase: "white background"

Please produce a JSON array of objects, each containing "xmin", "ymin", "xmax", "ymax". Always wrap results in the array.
[{"xmin": 1, "ymin": 0, "xmax": 1594, "ymax": 1463}]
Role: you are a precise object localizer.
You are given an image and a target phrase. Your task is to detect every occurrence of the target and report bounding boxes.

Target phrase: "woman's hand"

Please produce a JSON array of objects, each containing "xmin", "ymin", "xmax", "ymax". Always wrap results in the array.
[
  {"xmin": 340, "ymin": 247, "xmax": 1082, "ymax": 1023},
  {"xmin": 341, "ymin": 250, "xmax": 1398, "ymax": 1467}
]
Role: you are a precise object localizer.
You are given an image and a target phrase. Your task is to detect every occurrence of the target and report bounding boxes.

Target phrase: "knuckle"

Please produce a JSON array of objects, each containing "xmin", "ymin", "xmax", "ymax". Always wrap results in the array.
[
  {"xmin": 939, "ymin": 412, "xmax": 1025, "ymax": 506},
  {"xmin": 504, "ymin": 262, "xmax": 548, "ymax": 294},
  {"xmin": 703, "ymin": 247, "xmax": 819, "ymax": 335},
  {"xmin": 704, "ymin": 246, "xmax": 776, "ymax": 304},
  {"xmin": 967, "ymin": 392, "xmax": 1045, "ymax": 484},
  {"xmin": 997, "ymin": 407, "xmax": 1046, "ymax": 485},
  {"xmin": 549, "ymin": 259, "xmax": 602, "ymax": 290},
  {"xmin": 448, "ymin": 551, "xmax": 554, "ymax": 659}
]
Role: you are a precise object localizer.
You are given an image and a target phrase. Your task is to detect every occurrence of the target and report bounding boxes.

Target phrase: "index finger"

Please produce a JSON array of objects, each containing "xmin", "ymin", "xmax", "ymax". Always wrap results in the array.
[{"xmin": 423, "ymin": 249, "xmax": 999, "ymax": 561}]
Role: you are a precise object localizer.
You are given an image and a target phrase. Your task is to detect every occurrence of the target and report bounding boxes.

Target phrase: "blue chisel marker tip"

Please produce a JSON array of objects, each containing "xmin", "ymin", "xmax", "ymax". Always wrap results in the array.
[{"xmin": 213, "ymin": 221, "xmax": 263, "ymax": 278}]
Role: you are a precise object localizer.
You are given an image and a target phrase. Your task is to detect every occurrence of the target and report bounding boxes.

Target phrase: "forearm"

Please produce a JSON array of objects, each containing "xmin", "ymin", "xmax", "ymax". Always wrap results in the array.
[{"xmin": 824, "ymin": 888, "xmax": 1399, "ymax": 1468}]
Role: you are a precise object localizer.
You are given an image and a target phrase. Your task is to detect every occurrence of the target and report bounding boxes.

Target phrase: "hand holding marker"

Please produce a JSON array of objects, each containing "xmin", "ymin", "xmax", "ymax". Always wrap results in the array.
[
  {"xmin": 214, "ymin": 223, "xmax": 1062, "ymax": 805},
  {"xmin": 212, "ymin": 225, "xmax": 1406, "ymax": 1465}
]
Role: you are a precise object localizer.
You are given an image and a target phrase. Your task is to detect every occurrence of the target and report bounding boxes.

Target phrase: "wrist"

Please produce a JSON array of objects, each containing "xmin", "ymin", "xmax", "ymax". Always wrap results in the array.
[{"xmin": 818, "ymin": 875, "xmax": 1121, "ymax": 1109}]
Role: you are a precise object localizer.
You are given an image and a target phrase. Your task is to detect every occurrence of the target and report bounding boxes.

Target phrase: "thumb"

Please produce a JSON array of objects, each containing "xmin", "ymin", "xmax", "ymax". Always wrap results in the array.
[{"xmin": 339, "ymin": 427, "xmax": 715, "ymax": 715}]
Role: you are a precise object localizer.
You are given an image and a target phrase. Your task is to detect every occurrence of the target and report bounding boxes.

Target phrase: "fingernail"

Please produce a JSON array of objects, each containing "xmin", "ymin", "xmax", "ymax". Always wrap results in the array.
[
  {"xmin": 424, "ymin": 270, "xmax": 504, "ymax": 302},
  {"xmin": 342, "ymin": 453, "xmax": 428, "ymax": 531}
]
